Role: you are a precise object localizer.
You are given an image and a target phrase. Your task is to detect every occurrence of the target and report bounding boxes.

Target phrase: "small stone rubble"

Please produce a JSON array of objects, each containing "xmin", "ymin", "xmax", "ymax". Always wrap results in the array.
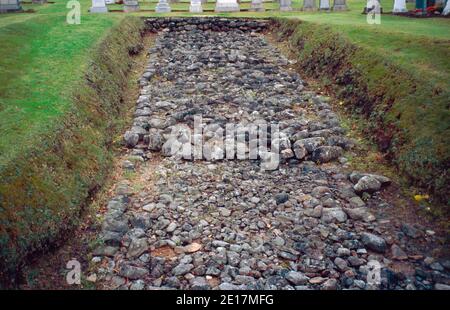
[{"xmin": 91, "ymin": 20, "xmax": 449, "ymax": 290}]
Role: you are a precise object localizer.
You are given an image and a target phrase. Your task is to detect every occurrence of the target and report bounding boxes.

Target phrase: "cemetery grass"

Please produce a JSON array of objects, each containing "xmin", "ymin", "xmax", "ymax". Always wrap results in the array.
[{"xmin": 0, "ymin": 14, "xmax": 146, "ymax": 284}]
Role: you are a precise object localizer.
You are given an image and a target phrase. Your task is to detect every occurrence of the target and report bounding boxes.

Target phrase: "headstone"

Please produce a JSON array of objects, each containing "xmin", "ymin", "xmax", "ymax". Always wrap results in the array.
[
  {"xmin": 124, "ymin": 0, "xmax": 139, "ymax": 12},
  {"xmin": 0, "ymin": 0, "xmax": 22, "ymax": 12},
  {"xmin": 155, "ymin": 0, "xmax": 171, "ymax": 13},
  {"xmin": 363, "ymin": 0, "xmax": 382, "ymax": 13},
  {"xmin": 189, "ymin": 0, "xmax": 203, "ymax": 12},
  {"xmin": 215, "ymin": 0, "xmax": 239, "ymax": 12},
  {"xmin": 280, "ymin": 0, "xmax": 292, "ymax": 11},
  {"xmin": 332, "ymin": 0, "xmax": 348, "ymax": 11},
  {"xmin": 303, "ymin": 0, "xmax": 317, "ymax": 10},
  {"xmin": 319, "ymin": 0, "xmax": 330, "ymax": 10},
  {"xmin": 90, "ymin": 0, "xmax": 108, "ymax": 13},
  {"xmin": 32, "ymin": 0, "xmax": 47, "ymax": 4},
  {"xmin": 251, "ymin": 0, "xmax": 265, "ymax": 11},
  {"xmin": 392, "ymin": 0, "xmax": 407, "ymax": 12},
  {"xmin": 443, "ymin": 0, "xmax": 450, "ymax": 16}
]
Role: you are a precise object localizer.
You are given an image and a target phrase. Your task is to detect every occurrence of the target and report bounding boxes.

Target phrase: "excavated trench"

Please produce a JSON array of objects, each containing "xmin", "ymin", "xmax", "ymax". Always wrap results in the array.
[{"xmin": 89, "ymin": 18, "xmax": 449, "ymax": 290}]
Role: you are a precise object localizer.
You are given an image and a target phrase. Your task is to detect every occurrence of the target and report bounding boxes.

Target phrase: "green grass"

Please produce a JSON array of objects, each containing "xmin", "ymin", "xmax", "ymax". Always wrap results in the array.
[{"xmin": 0, "ymin": 3, "xmax": 123, "ymax": 165}]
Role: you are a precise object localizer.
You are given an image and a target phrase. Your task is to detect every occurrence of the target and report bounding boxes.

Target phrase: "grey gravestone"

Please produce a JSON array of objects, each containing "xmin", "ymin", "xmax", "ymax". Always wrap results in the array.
[
  {"xmin": 215, "ymin": 0, "xmax": 240, "ymax": 12},
  {"xmin": 155, "ymin": 0, "xmax": 171, "ymax": 13},
  {"xmin": 303, "ymin": 0, "xmax": 317, "ymax": 11},
  {"xmin": 251, "ymin": 0, "xmax": 265, "ymax": 11},
  {"xmin": 0, "ymin": 0, "xmax": 22, "ymax": 12},
  {"xmin": 124, "ymin": 0, "xmax": 139, "ymax": 12},
  {"xmin": 90, "ymin": 0, "xmax": 108, "ymax": 13},
  {"xmin": 32, "ymin": 0, "xmax": 47, "ymax": 4},
  {"xmin": 189, "ymin": 0, "xmax": 203, "ymax": 12},
  {"xmin": 319, "ymin": 0, "xmax": 330, "ymax": 10},
  {"xmin": 280, "ymin": 0, "xmax": 292, "ymax": 11},
  {"xmin": 333, "ymin": 0, "xmax": 348, "ymax": 10}
]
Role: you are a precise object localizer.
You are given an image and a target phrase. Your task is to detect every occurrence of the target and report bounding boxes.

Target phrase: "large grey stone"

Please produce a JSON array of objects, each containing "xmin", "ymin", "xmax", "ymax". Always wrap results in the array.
[
  {"xmin": 311, "ymin": 146, "xmax": 343, "ymax": 163},
  {"xmin": 361, "ymin": 232, "xmax": 387, "ymax": 253},
  {"xmin": 353, "ymin": 176, "xmax": 382, "ymax": 194},
  {"xmin": 321, "ymin": 207, "xmax": 347, "ymax": 223}
]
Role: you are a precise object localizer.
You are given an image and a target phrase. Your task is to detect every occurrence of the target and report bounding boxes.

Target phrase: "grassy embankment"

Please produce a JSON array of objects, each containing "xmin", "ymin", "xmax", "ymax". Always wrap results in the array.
[{"xmin": 0, "ymin": 3, "xmax": 146, "ymax": 282}]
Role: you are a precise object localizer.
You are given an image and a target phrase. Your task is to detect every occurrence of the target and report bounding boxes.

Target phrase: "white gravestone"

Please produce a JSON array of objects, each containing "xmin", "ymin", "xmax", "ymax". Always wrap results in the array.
[
  {"xmin": 333, "ymin": 0, "xmax": 348, "ymax": 11},
  {"xmin": 444, "ymin": 0, "xmax": 450, "ymax": 16},
  {"xmin": 155, "ymin": 0, "xmax": 171, "ymax": 13},
  {"xmin": 215, "ymin": 0, "xmax": 240, "ymax": 12},
  {"xmin": 251, "ymin": 0, "xmax": 265, "ymax": 11},
  {"xmin": 0, "ymin": 0, "xmax": 22, "ymax": 12},
  {"xmin": 124, "ymin": 0, "xmax": 139, "ymax": 12},
  {"xmin": 319, "ymin": 0, "xmax": 330, "ymax": 10},
  {"xmin": 392, "ymin": 0, "xmax": 407, "ymax": 12},
  {"xmin": 280, "ymin": 0, "xmax": 292, "ymax": 11},
  {"xmin": 303, "ymin": 0, "xmax": 317, "ymax": 11},
  {"xmin": 364, "ymin": 0, "xmax": 382, "ymax": 13},
  {"xmin": 90, "ymin": 0, "xmax": 108, "ymax": 13},
  {"xmin": 190, "ymin": 0, "xmax": 203, "ymax": 13}
]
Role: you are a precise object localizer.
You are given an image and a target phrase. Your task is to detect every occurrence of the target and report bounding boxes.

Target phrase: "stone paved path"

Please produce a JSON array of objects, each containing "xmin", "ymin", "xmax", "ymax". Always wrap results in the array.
[{"xmin": 91, "ymin": 28, "xmax": 449, "ymax": 290}]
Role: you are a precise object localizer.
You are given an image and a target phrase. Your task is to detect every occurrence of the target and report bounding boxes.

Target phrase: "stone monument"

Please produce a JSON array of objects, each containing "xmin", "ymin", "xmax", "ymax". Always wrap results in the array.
[
  {"xmin": 319, "ymin": 0, "xmax": 330, "ymax": 10},
  {"xmin": 279, "ymin": 0, "xmax": 292, "ymax": 11},
  {"xmin": 189, "ymin": 0, "xmax": 203, "ymax": 13},
  {"xmin": 444, "ymin": 0, "xmax": 450, "ymax": 15},
  {"xmin": 90, "ymin": 0, "xmax": 108, "ymax": 13},
  {"xmin": 155, "ymin": 0, "xmax": 171, "ymax": 13},
  {"xmin": 303, "ymin": 0, "xmax": 317, "ymax": 11},
  {"xmin": 392, "ymin": 0, "xmax": 407, "ymax": 12},
  {"xmin": 250, "ymin": 0, "xmax": 265, "ymax": 11},
  {"xmin": 215, "ymin": 0, "xmax": 240, "ymax": 12},
  {"xmin": 332, "ymin": 0, "xmax": 348, "ymax": 11},
  {"xmin": 124, "ymin": 0, "xmax": 139, "ymax": 12},
  {"xmin": 0, "ymin": 0, "xmax": 22, "ymax": 12}
]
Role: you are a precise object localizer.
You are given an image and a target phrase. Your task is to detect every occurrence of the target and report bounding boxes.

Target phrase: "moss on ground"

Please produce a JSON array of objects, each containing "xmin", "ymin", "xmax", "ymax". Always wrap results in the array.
[
  {"xmin": 0, "ymin": 16, "xmax": 145, "ymax": 285},
  {"xmin": 271, "ymin": 18, "xmax": 449, "ymax": 213}
]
